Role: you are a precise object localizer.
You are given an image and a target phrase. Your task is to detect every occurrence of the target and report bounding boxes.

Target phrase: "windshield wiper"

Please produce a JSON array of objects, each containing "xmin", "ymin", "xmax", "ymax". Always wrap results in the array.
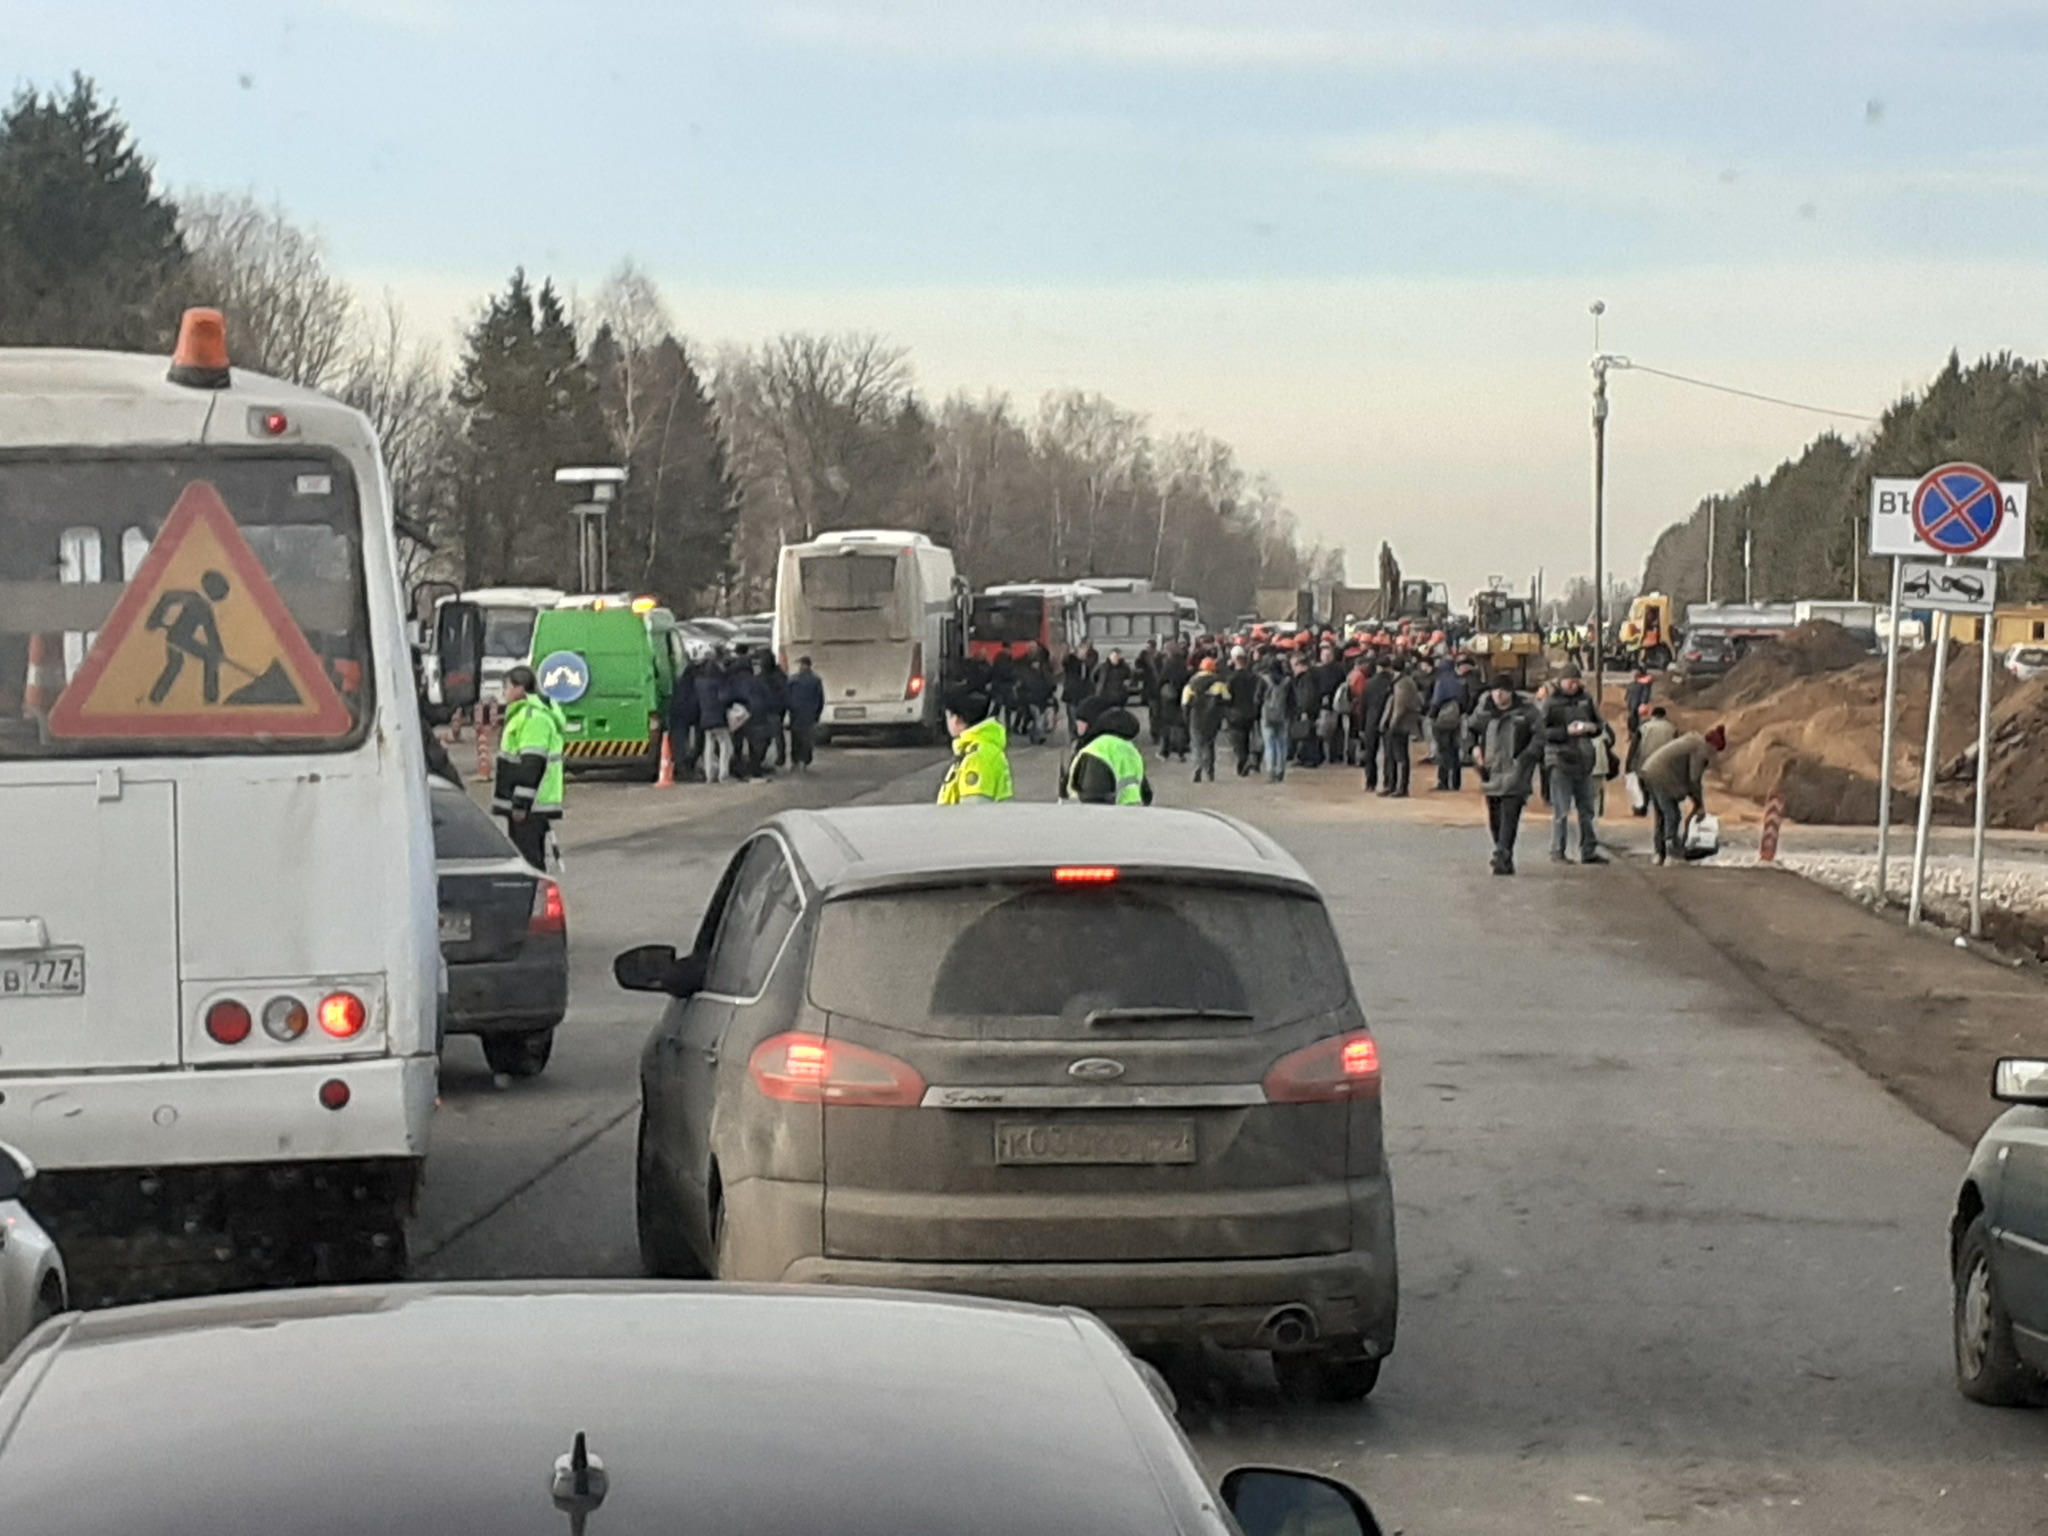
[{"xmin": 1085, "ymin": 1006, "xmax": 1255, "ymax": 1027}]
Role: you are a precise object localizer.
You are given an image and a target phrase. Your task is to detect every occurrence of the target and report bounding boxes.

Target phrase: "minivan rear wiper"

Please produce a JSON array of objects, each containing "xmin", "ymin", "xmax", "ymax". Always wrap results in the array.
[{"xmin": 1085, "ymin": 1006, "xmax": 1255, "ymax": 1027}]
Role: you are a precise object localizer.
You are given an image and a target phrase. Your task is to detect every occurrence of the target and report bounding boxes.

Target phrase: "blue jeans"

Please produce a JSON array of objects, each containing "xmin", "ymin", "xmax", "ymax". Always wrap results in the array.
[
  {"xmin": 1262, "ymin": 722, "xmax": 1288, "ymax": 780},
  {"xmin": 1550, "ymin": 767, "xmax": 1599, "ymax": 858}
]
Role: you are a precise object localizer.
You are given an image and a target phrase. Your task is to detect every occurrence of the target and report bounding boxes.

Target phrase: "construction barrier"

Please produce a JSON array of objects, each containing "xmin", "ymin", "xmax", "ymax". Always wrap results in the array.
[
  {"xmin": 474, "ymin": 703, "xmax": 499, "ymax": 782},
  {"xmin": 1759, "ymin": 792, "xmax": 1786, "ymax": 863}
]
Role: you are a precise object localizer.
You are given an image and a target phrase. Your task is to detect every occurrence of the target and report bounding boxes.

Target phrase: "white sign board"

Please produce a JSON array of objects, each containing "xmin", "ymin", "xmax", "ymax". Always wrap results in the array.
[
  {"xmin": 1870, "ymin": 468, "xmax": 2029, "ymax": 561},
  {"xmin": 1899, "ymin": 559, "xmax": 1996, "ymax": 613}
]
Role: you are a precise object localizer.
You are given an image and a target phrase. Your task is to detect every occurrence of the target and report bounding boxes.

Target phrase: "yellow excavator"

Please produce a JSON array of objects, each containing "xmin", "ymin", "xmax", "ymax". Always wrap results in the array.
[
  {"xmin": 1468, "ymin": 585, "xmax": 1545, "ymax": 689},
  {"xmin": 1614, "ymin": 592, "xmax": 1674, "ymax": 669}
]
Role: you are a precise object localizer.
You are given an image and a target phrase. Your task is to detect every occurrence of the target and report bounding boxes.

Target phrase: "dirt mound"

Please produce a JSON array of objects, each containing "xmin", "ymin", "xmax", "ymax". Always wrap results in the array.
[
  {"xmin": 1681, "ymin": 621, "xmax": 1875, "ymax": 711},
  {"xmin": 1667, "ymin": 638, "xmax": 2041, "ymax": 828}
]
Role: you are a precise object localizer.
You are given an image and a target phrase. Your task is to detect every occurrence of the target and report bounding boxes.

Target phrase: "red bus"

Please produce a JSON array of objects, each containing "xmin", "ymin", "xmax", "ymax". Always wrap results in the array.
[{"xmin": 968, "ymin": 585, "xmax": 1087, "ymax": 662}]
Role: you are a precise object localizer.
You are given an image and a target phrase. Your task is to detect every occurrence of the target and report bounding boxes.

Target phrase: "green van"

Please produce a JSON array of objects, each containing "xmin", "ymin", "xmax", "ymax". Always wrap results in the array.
[{"xmin": 528, "ymin": 602, "xmax": 680, "ymax": 778}]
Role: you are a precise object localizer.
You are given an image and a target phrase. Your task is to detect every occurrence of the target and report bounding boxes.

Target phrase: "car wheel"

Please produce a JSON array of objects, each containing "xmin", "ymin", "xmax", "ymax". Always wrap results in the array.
[
  {"xmin": 1273, "ymin": 1344, "xmax": 1382, "ymax": 1405},
  {"xmin": 710, "ymin": 1190, "xmax": 735, "ymax": 1279},
  {"xmin": 635, "ymin": 1113, "xmax": 705, "ymax": 1279},
  {"xmin": 482, "ymin": 1028, "xmax": 554, "ymax": 1078},
  {"xmin": 1954, "ymin": 1215, "xmax": 2039, "ymax": 1405},
  {"xmin": 30, "ymin": 1276, "xmax": 64, "ymax": 1328}
]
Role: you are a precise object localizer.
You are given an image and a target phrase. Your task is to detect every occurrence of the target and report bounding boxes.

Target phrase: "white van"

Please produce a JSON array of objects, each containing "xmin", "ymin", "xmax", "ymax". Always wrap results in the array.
[
  {"xmin": 0, "ymin": 312, "xmax": 476, "ymax": 1297},
  {"xmin": 773, "ymin": 530, "xmax": 965, "ymax": 737}
]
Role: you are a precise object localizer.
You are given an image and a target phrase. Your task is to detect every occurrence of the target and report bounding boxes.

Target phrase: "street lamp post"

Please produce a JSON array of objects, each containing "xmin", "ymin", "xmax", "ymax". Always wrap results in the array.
[{"xmin": 554, "ymin": 465, "xmax": 627, "ymax": 594}]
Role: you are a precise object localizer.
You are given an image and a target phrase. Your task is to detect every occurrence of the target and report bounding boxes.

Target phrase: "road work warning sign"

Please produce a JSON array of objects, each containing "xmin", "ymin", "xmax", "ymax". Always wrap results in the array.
[{"xmin": 46, "ymin": 481, "xmax": 351, "ymax": 739}]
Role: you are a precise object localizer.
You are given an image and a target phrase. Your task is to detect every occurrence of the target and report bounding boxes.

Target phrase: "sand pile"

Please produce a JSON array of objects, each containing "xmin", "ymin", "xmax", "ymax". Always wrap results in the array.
[{"xmin": 1664, "ymin": 624, "xmax": 2040, "ymax": 827}]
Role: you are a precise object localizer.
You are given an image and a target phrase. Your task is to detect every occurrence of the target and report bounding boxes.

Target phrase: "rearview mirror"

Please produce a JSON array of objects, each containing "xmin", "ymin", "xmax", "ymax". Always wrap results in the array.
[
  {"xmin": 436, "ymin": 599, "xmax": 485, "ymax": 712},
  {"xmin": 0, "ymin": 1143, "xmax": 36, "ymax": 1203},
  {"xmin": 614, "ymin": 945, "xmax": 706, "ymax": 999},
  {"xmin": 1222, "ymin": 1467, "xmax": 1383, "ymax": 1536},
  {"xmin": 1993, "ymin": 1057, "xmax": 2048, "ymax": 1105}
]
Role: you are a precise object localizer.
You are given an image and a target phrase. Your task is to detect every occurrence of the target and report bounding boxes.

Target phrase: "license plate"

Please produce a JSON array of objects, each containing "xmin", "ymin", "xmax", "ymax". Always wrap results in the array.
[
  {"xmin": 995, "ymin": 1120, "xmax": 1196, "ymax": 1166},
  {"xmin": 0, "ymin": 948, "xmax": 85, "ymax": 998},
  {"xmin": 438, "ymin": 911, "xmax": 473, "ymax": 943},
  {"xmin": 836, "ymin": 706, "xmax": 868, "ymax": 720}
]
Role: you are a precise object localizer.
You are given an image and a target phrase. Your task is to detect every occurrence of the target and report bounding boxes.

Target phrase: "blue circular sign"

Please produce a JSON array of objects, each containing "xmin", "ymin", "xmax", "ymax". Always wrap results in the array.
[
  {"xmin": 1911, "ymin": 463, "xmax": 2003, "ymax": 555},
  {"xmin": 537, "ymin": 650, "xmax": 590, "ymax": 704}
]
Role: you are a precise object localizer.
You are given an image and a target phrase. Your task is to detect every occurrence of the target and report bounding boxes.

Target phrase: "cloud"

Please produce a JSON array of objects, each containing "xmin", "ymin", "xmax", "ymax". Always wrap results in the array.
[{"xmin": 766, "ymin": 3, "xmax": 1684, "ymax": 74}]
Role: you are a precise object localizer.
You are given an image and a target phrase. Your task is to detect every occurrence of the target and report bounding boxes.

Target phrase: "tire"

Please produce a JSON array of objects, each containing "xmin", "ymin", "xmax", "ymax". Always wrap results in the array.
[
  {"xmin": 482, "ymin": 1028, "xmax": 554, "ymax": 1078},
  {"xmin": 30, "ymin": 1277, "xmax": 64, "ymax": 1328},
  {"xmin": 635, "ymin": 1113, "xmax": 704, "ymax": 1279},
  {"xmin": 1273, "ymin": 1344, "xmax": 1382, "ymax": 1404},
  {"xmin": 709, "ymin": 1190, "xmax": 734, "ymax": 1280},
  {"xmin": 1954, "ymin": 1215, "xmax": 2039, "ymax": 1406}
]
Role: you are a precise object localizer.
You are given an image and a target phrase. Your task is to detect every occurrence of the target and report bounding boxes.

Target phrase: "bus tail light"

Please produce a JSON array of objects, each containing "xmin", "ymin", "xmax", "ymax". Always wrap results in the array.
[
  {"xmin": 318, "ymin": 1079, "xmax": 351, "ymax": 1111},
  {"xmin": 262, "ymin": 996, "xmax": 309, "ymax": 1041},
  {"xmin": 530, "ymin": 880, "xmax": 566, "ymax": 937},
  {"xmin": 1264, "ymin": 1031, "xmax": 1381, "ymax": 1103},
  {"xmin": 749, "ymin": 1033, "xmax": 925, "ymax": 1107},
  {"xmin": 205, "ymin": 1000, "xmax": 252, "ymax": 1045},
  {"xmin": 905, "ymin": 643, "xmax": 925, "ymax": 700},
  {"xmin": 318, "ymin": 991, "xmax": 367, "ymax": 1039}
]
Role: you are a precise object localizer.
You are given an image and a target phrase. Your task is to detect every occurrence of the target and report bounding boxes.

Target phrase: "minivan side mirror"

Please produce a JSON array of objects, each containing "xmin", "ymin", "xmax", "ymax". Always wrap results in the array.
[
  {"xmin": 614, "ymin": 945, "xmax": 707, "ymax": 999},
  {"xmin": 0, "ymin": 1143, "xmax": 35, "ymax": 1203},
  {"xmin": 1221, "ymin": 1467, "xmax": 1383, "ymax": 1536},
  {"xmin": 1993, "ymin": 1057, "xmax": 2048, "ymax": 1105},
  {"xmin": 436, "ymin": 599, "xmax": 485, "ymax": 712}
]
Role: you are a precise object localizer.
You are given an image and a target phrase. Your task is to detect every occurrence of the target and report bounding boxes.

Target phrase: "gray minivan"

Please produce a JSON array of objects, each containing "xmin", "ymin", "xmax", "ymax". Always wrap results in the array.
[{"xmin": 616, "ymin": 804, "xmax": 1397, "ymax": 1401}]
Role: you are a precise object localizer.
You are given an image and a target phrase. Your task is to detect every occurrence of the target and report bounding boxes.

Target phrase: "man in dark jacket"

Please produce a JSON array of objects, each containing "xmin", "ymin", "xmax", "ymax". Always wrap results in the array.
[
  {"xmin": 760, "ymin": 655, "xmax": 792, "ymax": 768},
  {"xmin": 1540, "ymin": 663, "xmax": 1606, "ymax": 864},
  {"xmin": 1091, "ymin": 648, "xmax": 1132, "ymax": 709},
  {"xmin": 1358, "ymin": 660, "xmax": 1395, "ymax": 792},
  {"xmin": 1158, "ymin": 643, "xmax": 1192, "ymax": 759},
  {"xmin": 1641, "ymin": 722, "xmax": 1725, "ymax": 864},
  {"xmin": 1223, "ymin": 647, "xmax": 1260, "ymax": 776},
  {"xmin": 1426, "ymin": 657, "xmax": 1466, "ymax": 792},
  {"xmin": 1289, "ymin": 652, "xmax": 1326, "ymax": 767},
  {"xmin": 668, "ymin": 657, "xmax": 704, "ymax": 777},
  {"xmin": 1061, "ymin": 647, "xmax": 1091, "ymax": 737},
  {"xmin": 1379, "ymin": 663, "xmax": 1424, "ymax": 797},
  {"xmin": 695, "ymin": 655, "xmax": 733, "ymax": 782},
  {"xmin": 1062, "ymin": 697, "xmax": 1154, "ymax": 804},
  {"xmin": 786, "ymin": 655, "xmax": 825, "ymax": 770},
  {"xmin": 1183, "ymin": 657, "xmax": 1231, "ymax": 782},
  {"xmin": 1468, "ymin": 675, "xmax": 1541, "ymax": 874}
]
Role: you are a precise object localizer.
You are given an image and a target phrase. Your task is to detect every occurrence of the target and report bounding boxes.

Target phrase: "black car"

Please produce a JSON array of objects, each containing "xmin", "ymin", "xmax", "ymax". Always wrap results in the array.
[
  {"xmin": 0, "ymin": 1283, "xmax": 1383, "ymax": 1536},
  {"xmin": 618, "ymin": 804, "xmax": 1398, "ymax": 1402},
  {"xmin": 430, "ymin": 779, "xmax": 567, "ymax": 1078},
  {"xmin": 1952, "ymin": 1056, "xmax": 2048, "ymax": 1404},
  {"xmin": 1674, "ymin": 631, "xmax": 1737, "ymax": 681}
]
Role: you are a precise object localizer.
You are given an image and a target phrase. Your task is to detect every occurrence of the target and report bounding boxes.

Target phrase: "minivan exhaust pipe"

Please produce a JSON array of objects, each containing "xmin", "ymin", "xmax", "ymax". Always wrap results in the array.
[{"xmin": 1259, "ymin": 1306, "xmax": 1318, "ymax": 1351}]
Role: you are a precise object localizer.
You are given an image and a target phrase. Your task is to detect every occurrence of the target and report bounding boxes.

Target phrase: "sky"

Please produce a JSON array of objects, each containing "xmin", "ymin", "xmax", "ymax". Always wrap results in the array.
[{"xmin": 7, "ymin": 0, "xmax": 2048, "ymax": 596}]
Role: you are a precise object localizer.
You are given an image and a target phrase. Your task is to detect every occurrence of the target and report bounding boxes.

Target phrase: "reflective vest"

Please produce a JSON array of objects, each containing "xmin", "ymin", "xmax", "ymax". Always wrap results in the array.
[
  {"xmin": 938, "ymin": 716, "xmax": 1014, "ymax": 805},
  {"xmin": 1071, "ymin": 732, "xmax": 1147, "ymax": 805},
  {"xmin": 497, "ymin": 695, "xmax": 567, "ymax": 817}
]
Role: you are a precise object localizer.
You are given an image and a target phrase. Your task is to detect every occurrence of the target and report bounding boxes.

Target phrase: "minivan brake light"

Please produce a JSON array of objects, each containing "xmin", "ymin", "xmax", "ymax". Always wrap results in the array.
[{"xmin": 750, "ymin": 1032, "xmax": 925, "ymax": 1107}]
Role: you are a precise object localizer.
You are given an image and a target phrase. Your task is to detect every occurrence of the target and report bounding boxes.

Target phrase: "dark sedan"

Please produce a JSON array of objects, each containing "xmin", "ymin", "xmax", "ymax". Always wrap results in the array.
[
  {"xmin": 1952, "ymin": 1056, "xmax": 2048, "ymax": 1404},
  {"xmin": 431, "ymin": 779, "xmax": 566, "ymax": 1078},
  {"xmin": 0, "ymin": 1283, "xmax": 1383, "ymax": 1536}
]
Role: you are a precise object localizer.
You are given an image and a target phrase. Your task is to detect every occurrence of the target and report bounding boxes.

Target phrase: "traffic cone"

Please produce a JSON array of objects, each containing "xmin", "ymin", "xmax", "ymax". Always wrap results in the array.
[
  {"xmin": 22, "ymin": 633, "xmax": 61, "ymax": 720},
  {"xmin": 475, "ymin": 702, "xmax": 497, "ymax": 782},
  {"xmin": 655, "ymin": 731, "xmax": 676, "ymax": 788}
]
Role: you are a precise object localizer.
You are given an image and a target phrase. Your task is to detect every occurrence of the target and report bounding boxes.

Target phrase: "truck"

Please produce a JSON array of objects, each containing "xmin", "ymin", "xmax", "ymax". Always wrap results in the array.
[
  {"xmin": 528, "ymin": 598, "xmax": 683, "ymax": 778},
  {"xmin": 1081, "ymin": 590, "xmax": 1184, "ymax": 650},
  {"xmin": 0, "ymin": 307, "xmax": 484, "ymax": 1299},
  {"xmin": 1468, "ymin": 586, "xmax": 1545, "ymax": 688}
]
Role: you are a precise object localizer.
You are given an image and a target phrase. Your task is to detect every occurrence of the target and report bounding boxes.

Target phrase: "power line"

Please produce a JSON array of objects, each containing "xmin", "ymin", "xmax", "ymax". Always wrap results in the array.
[{"xmin": 1613, "ymin": 360, "xmax": 1879, "ymax": 422}]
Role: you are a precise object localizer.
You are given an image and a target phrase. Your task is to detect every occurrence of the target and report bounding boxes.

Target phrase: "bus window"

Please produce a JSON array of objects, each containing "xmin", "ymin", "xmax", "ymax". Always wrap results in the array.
[
  {"xmin": 798, "ymin": 552, "xmax": 906, "ymax": 642},
  {"xmin": 0, "ymin": 453, "xmax": 374, "ymax": 758},
  {"xmin": 482, "ymin": 605, "xmax": 540, "ymax": 662}
]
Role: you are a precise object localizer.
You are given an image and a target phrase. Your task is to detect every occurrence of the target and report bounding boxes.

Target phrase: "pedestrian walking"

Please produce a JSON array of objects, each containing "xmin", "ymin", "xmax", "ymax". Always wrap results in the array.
[
  {"xmin": 1468, "ymin": 674, "xmax": 1541, "ymax": 875},
  {"xmin": 1358, "ymin": 660, "xmax": 1394, "ymax": 792},
  {"xmin": 697, "ymin": 656, "xmax": 733, "ymax": 783},
  {"xmin": 1427, "ymin": 657, "xmax": 1465, "ymax": 792},
  {"xmin": 1640, "ymin": 723, "xmax": 1726, "ymax": 864},
  {"xmin": 760, "ymin": 654, "xmax": 792, "ymax": 769},
  {"xmin": 492, "ymin": 665, "xmax": 565, "ymax": 871},
  {"xmin": 1063, "ymin": 696, "xmax": 1153, "ymax": 804},
  {"xmin": 1183, "ymin": 657, "xmax": 1231, "ymax": 782},
  {"xmin": 1224, "ymin": 646, "xmax": 1260, "ymax": 776},
  {"xmin": 668, "ymin": 654, "xmax": 703, "ymax": 779},
  {"xmin": 1255, "ymin": 656, "xmax": 1294, "ymax": 782},
  {"xmin": 1540, "ymin": 663, "xmax": 1606, "ymax": 864},
  {"xmin": 937, "ymin": 689, "xmax": 1014, "ymax": 804},
  {"xmin": 1092, "ymin": 648, "xmax": 1133, "ymax": 710},
  {"xmin": 787, "ymin": 655, "xmax": 824, "ymax": 770},
  {"xmin": 1379, "ymin": 664, "xmax": 1423, "ymax": 797},
  {"xmin": 1062, "ymin": 646, "xmax": 1091, "ymax": 738}
]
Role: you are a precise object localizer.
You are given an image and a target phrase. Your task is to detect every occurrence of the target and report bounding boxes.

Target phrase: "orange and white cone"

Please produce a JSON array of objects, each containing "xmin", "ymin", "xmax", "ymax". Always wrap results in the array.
[
  {"xmin": 475, "ymin": 702, "xmax": 497, "ymax": 782},
  {"xmin": 655, "ymin": 731, "xmax": 676, "ymax": 788},
  {"xmin": 22, "ymin": 632, "xmax": 62, "ymax": 720}
]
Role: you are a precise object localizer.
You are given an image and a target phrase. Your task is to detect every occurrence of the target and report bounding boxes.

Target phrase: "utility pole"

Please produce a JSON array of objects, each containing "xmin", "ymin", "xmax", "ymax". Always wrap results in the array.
[
  {"xmin": 1589, "ymin": 300, "xmax": 1629, "ymax": 709},
  {"xmin": 1705, "ymin": 499, "xmax": 1716, "ymax": 605},
  {"xmin": 1743, "ymin": 527, "xmax": 1754, "ymax": 604}
]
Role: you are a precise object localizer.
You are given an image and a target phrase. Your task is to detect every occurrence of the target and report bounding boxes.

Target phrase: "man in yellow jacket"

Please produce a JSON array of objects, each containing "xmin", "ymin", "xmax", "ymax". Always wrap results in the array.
[{"xmin": 937, "ymin": 690, "xmax": 1014, "ymax": 805}]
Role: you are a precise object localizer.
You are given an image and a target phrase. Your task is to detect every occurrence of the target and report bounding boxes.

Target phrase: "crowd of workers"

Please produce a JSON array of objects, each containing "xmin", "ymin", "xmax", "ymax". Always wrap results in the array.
[{"xmin": 933, "ymin": 632, "xmax": 1728, "ymax": 877}]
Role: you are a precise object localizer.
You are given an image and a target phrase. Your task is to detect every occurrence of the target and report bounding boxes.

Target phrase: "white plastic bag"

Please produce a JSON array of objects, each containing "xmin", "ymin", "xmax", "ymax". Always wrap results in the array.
[
  {"xmin": 1683, "ymin": 812, "xmax": 1721, "ymax": 860},
  {"xmin": 1625, "ymin": 771, "xmax": 1647, "ymax": 813}
]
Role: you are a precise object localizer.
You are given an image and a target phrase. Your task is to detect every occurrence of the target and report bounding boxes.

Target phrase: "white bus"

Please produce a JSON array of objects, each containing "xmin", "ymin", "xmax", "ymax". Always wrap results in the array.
[
  {"xmin": 464, "ymin": 585, "xmax": 566, "ymax": 703},
  {"xmin": 0, "ymin": 310, "xmax": 481, "ymax": 1296},
  {"xmin": 773, "ymin": 530, "xmax": 964, "ymax": 738}
]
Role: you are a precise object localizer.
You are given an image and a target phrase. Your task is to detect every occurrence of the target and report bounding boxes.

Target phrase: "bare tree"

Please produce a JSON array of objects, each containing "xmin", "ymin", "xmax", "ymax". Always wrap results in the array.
[
  {"xmin": 178, "ymin": 192, "xmax": 353, "ymax": 387},
  {"xmin": 338, "ymin": 293, "xmax": 455, "ymax": 583}
]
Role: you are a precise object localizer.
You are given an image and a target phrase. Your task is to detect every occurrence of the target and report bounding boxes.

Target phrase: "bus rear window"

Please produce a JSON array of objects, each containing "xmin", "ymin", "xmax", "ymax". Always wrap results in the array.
[
  {"xmin": 800, "ymin": 554, "xmax": 898, "ymax": 610},
  {"xmin": 972, "ymin": 596, "xmax": 1043, "ymax": 643},
  {"xmin": 0, "ymin": 453, "xmax": 374, "ymax": 758}
]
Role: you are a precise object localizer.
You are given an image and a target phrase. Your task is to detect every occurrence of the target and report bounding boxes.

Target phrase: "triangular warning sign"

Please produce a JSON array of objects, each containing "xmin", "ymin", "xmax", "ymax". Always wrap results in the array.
[{"xmin": 46, "ymin": 481, "xmax": 353, "ymax": 740}]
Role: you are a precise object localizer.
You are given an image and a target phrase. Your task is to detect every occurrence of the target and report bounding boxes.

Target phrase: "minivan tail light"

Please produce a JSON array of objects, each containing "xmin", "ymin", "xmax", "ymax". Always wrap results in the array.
[
  {"xmin": 749, "ymin": 1032, "xmax": 925, "ymax": 1107},
  {"xmin": 906, "ymin": 643, "xmax": 925, "ymax": 699},
  {"xmin": 1263, "ymin": 1031, "xmax": 1381, "ymax": 1103}
]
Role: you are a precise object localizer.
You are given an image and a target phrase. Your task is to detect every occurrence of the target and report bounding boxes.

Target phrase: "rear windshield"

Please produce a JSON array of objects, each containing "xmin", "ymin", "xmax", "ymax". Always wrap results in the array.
[
  {"xmin": 430, "ymin": 785, "xmax": 516, "ymax": 860},
  {"xmin": 809, "ymin": 881, "xmax": 1350, "ymax": 1038},
  {"xmin": 801, "ymin": 553, "xmax": 898, "ymax": 610},
  {"xmin": 482, "ymin": 606, "xmax": 538, "ymax": 661},
  {"xmin": 972, "ymin": 595, "xmax": 1042, "ymax": 643},
  {"xmin": 0, "ymin": 452, "xmax": 372, "ymax": 758}
]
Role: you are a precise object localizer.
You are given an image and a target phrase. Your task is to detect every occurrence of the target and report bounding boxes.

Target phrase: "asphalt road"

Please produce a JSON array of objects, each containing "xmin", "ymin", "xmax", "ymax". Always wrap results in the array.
[{"xmin": 415, "ymin": 741, "xmax": 2048, "ymax": 1535}]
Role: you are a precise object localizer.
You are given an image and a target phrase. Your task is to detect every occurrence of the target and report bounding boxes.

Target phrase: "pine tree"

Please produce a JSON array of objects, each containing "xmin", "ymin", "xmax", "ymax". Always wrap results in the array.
[{"xmin": 0, "ymin": 74, "xmax": 186, "ymax": 349}]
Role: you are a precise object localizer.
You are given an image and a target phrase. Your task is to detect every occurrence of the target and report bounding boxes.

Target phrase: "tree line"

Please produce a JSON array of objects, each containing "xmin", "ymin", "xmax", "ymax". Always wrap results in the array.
[
  {"xmin": 1639, "ymin": 353, "xmax": 2048, "ymax": 614},
  {"xmin": 0, "ymin": 74, "xmax": 1323, "ymax": 620}
]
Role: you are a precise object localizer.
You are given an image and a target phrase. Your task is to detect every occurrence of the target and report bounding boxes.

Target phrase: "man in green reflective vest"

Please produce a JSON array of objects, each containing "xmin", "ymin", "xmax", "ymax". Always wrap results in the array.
[
  {"xmin": 494, "ymin": 664, "xmax": 567, "ymax": 869},
  {"xmin": 937, "ymin": 689, "xmax": 1014, "ymax": 805},
  {"xmin": 1063, "ymin": 696, "xmax": 1154, "ymax": 805}
]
